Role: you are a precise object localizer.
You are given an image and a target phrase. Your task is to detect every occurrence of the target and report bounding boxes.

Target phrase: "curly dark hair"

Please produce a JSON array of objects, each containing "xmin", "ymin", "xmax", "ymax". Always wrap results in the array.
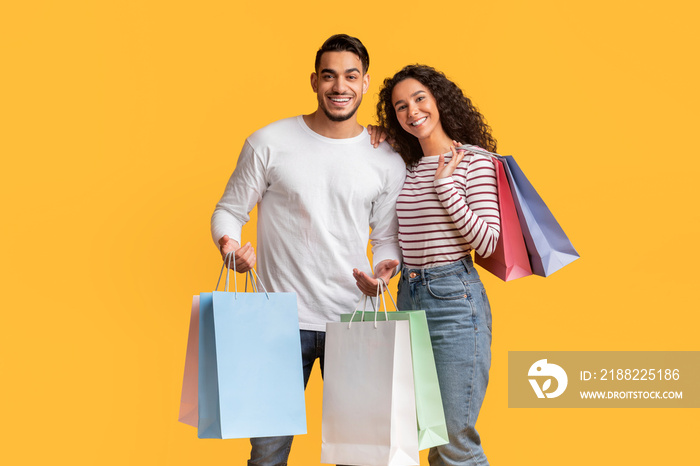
[{"xmin": 377, "ymin": 64, "xmax": 497, "ymax": 165}]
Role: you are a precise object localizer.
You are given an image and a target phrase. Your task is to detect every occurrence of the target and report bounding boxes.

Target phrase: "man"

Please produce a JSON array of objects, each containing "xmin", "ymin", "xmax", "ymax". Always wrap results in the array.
[{"xmin": 210, "ymin": 34, "xmax": 406, "ymax": 465}]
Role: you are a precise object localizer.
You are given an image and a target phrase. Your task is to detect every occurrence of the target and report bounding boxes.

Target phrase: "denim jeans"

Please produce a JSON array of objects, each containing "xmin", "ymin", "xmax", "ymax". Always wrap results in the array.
[
  {"xmin": 397, "ymin": 256, "xmax": 492, "ymax": 466},
  {"xmin": 248, "ymin": 330, "xmax": 325, "ymax": 466}
]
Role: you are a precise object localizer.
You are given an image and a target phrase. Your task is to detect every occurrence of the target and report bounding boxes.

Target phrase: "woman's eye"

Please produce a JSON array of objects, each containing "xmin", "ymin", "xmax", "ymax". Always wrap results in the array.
[{"xmin": 416, "ymin": 96, "xmax": 424, "ymax": 102}]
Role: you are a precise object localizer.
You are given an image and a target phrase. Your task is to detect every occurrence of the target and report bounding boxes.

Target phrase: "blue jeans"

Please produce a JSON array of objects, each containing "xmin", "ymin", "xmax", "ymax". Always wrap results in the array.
[
  {"xmin": 248, "ymin": 330, "xmax": 325, "ymax": 466},
  {"xmin": 397, "ymin": 256, "xmax": 492, "ymax": 466}
]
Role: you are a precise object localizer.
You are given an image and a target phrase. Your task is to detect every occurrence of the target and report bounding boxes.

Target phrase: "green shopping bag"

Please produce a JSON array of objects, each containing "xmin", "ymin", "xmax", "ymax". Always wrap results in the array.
[{"xmin": 341, "ymin": 282, "xmax": 449, "ymax": 450}]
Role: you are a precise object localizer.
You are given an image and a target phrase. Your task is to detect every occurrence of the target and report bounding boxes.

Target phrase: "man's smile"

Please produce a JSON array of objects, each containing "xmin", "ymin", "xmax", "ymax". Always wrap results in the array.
[{"xmin": 328, "ymin": 95, "xmax": 353, "ymax": 106}]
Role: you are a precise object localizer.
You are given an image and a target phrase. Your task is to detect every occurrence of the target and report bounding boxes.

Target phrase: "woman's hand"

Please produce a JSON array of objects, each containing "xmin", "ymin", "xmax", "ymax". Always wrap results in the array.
[
  {"xmin": 435, "ymin": 144, "xmax": 466, "ymax": 180},
  {"xmin": 367, "ymin": 124, "xmax": 391, "ymax": 148}
]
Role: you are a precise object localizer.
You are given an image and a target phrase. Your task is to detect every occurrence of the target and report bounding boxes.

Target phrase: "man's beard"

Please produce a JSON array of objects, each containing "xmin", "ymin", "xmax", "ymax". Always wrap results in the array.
[{"xmin": 319, "ymin": 94, "xmax": 362, "ymax": 122}]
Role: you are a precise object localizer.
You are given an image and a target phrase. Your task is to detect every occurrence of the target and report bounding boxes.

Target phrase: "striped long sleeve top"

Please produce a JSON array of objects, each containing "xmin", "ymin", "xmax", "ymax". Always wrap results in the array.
[{"xmin": 397, "ymin": 150, "xmax": 501, "ymax": 269}]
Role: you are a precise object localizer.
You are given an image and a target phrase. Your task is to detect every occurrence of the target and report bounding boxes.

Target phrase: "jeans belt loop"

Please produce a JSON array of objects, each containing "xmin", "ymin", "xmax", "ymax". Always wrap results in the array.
[
  {"xmin": 421, "ymin": 268, "xmax": 427, "ymax": 286},
  {"xmin": 461, "ymin": 257, "xmax": 471, "ymax": 274}
]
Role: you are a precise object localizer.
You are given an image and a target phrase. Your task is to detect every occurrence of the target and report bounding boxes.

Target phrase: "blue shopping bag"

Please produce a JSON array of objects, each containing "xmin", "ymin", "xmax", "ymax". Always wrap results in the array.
[
  {"xmin": 458, "ymin": 145, "xmax": 579, "ymax": 278},
  {"xmin": 498, "ymin": 155, "xmax": 579, "ymax": 277},
  {"xmin": 198, "ymin": 256, "xmax": 306, "ymax": 439}
]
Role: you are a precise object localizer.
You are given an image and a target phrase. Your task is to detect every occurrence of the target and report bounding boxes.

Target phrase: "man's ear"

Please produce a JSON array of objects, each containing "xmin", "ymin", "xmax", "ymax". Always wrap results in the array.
[
  {"xmin": 363, "ymin": 73, "xmax": 370, "ymax": 94},
  {"xmin": 310, "ymin": 72, "xmax": 318, "ymax": 92}
]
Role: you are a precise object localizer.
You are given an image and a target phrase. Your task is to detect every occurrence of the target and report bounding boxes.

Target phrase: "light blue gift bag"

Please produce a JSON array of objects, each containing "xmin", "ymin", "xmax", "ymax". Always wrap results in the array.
[{"xmin": 198, "ymin": 254, "xmax": 306, "ymax": 439}]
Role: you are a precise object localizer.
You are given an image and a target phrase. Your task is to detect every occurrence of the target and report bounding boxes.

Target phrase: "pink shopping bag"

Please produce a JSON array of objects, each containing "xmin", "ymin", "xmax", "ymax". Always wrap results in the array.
[
  {"xmin": 178, "ymin": 295, "xmax": 199, "ymax": 427},
  {"xmin": 476, "ymin": 158, "xmax": 532, "ymax": 281}
]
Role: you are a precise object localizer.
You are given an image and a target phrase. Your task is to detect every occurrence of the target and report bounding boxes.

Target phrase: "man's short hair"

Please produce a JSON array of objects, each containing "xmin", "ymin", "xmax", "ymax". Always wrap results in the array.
[{"xmin": 314, "ymin": 34, "xmax": 370, "ymax": 74}]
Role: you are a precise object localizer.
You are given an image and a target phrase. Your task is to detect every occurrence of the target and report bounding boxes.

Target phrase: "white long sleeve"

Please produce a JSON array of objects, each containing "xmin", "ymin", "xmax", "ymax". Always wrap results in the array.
[{"xmin": 211, "ymin": 116, "xmax": 406, "ymax": 331}]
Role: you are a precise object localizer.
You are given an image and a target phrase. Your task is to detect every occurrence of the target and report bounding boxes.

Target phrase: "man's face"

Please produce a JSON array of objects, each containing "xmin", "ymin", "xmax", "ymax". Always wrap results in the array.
[{"xmin": 311, "ymin": 51, "xmax": 369, "ymax": 122}]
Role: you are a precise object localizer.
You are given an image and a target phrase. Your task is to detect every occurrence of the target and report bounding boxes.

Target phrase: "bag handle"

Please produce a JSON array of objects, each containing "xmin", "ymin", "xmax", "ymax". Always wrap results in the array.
[
  {"xmin": 245, "ymin": 269, "xmax": 256, "ymax": 292},
  {"xmin": 456, "ymin": 144, "xmax": 503, "ymax": 159},
  {"xmin": 215, "ymin": 251, "xmax": 237, "ymax": 293},
  {"xmin": 347, "ymin": 278, "xmax": 397, "ymax": 329},
  {"xmin": 244, "ymin": 268, "xmax": 269, "ymax": 298},
  {"xmin": 215, "ymin": 251, "xmax": 270, "ymax": 300},
  {"xmin": 371, "ymin": 280, "xmax": 388, "ymax": 328},
  {"xmin": 377, "ymin": 277, "xmax": 398, "ymax": 311},
  {"xmin": 347, "ymin": 295, "xmax": 368, "ymax": 329}
]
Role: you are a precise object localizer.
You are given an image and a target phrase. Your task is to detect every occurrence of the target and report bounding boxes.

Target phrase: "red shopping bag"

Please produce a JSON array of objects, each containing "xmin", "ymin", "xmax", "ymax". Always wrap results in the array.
[
  {"xmin": 476, "ymin": 158, "xmax": 532, "ymax": 281},
  {"xmin": 178, "ymin": 295, "xmax": 199, "ymax": 427}
]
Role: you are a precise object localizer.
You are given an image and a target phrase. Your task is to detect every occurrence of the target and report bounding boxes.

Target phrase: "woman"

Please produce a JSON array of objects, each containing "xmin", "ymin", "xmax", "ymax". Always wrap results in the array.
[{"xmin": 362, "ymin": 64, "xmax": 500, "ymax": 466}]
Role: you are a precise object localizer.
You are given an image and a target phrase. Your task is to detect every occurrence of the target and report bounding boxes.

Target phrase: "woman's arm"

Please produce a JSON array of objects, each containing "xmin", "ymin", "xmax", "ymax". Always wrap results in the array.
[{"xmin": 434, "ymin": 148, "xmax": 501, "ymax": 258}]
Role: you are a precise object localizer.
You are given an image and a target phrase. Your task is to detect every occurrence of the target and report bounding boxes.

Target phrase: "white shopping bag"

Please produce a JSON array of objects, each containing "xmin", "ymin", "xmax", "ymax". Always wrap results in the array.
[{"xmin": 322, "ymin": 316, "xmax": 420, "ymax": 466}]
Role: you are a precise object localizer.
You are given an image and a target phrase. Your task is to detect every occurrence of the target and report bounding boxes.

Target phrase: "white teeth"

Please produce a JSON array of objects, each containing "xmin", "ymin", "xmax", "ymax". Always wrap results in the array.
[
  {"xmin": 331, "ymin": 97, "xmax": 350, "ymax": 102},
  {"xmin": 411, "ymin": 117, "xmax": 427, "ymax": 126}
]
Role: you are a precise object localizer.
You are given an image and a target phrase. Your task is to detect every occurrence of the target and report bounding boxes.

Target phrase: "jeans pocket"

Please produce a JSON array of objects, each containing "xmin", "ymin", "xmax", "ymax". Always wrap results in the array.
[
  {"xmin": 426, "ymin": 274, "xmax": 468, "ymax": 300},
  {"xmin": 480, "ymin": 288, "xmax": 493, "ymax": 333}
]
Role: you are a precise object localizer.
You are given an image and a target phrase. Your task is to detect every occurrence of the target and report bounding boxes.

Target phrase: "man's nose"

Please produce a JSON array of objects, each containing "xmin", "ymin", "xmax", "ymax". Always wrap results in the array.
[{"xmin": 333, "ymin": 78, "xmax": 348, "ymax": 93}]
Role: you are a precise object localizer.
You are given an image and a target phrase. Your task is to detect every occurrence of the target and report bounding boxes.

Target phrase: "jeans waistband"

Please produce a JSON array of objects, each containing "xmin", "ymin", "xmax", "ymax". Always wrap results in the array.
[{"xmin": 402, "ymin": 256, "xmax": 476, "ymax": 283}]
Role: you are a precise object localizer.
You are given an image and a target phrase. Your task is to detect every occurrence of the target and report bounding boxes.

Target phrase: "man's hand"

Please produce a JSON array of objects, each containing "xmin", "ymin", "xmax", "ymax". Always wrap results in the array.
[
  {"xmin": 352, "ymin": 259, "xmax": 400, "ymax": 296},
  {"xmin": 218, "ymin": 235, "xmax": 256, "ymax": 273}
]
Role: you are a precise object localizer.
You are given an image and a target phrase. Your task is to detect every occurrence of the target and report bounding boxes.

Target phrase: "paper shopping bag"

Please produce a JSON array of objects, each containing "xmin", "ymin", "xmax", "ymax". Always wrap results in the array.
[
  {"xmin": 322, "ymin": 319, "xmax": 420, "ymax": 466},
  {"xmin": 178, "ymin": 295, "xmax": 199, "ymax": 427},
  {"xmin": 499, "ymin": 155, "xmax": 579, "ymax": 276},
  {"xmin": 475, "ymin": 158, "xmax": 533, "ymax": 281},
  {"xmin": 341, "ymin": 310, "xmax": 448, "ymax": 450},
  {"xmin": 197, "ymin": 269, "xmax": 306, "ymax": 439}
]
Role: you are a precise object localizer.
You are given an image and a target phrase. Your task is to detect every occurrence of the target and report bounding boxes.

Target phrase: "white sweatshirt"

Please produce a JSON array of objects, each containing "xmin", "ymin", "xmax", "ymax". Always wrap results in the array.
[{"xmin": 211, "ymin": 116, "xmax": 406, "ymax": 331}]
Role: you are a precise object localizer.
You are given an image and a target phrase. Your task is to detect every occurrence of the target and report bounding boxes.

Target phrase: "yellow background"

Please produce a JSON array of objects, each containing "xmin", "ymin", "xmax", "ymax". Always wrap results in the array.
[{"xmin": 2, "ymin": 1, "xmax": 699, "ymax": 464}]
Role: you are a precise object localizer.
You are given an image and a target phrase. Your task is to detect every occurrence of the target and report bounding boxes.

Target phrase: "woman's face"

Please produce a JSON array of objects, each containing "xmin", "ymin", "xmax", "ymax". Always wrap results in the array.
[{"xmin": 391, "ymin": 78, "xmax": 442, "ymax": 140}]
